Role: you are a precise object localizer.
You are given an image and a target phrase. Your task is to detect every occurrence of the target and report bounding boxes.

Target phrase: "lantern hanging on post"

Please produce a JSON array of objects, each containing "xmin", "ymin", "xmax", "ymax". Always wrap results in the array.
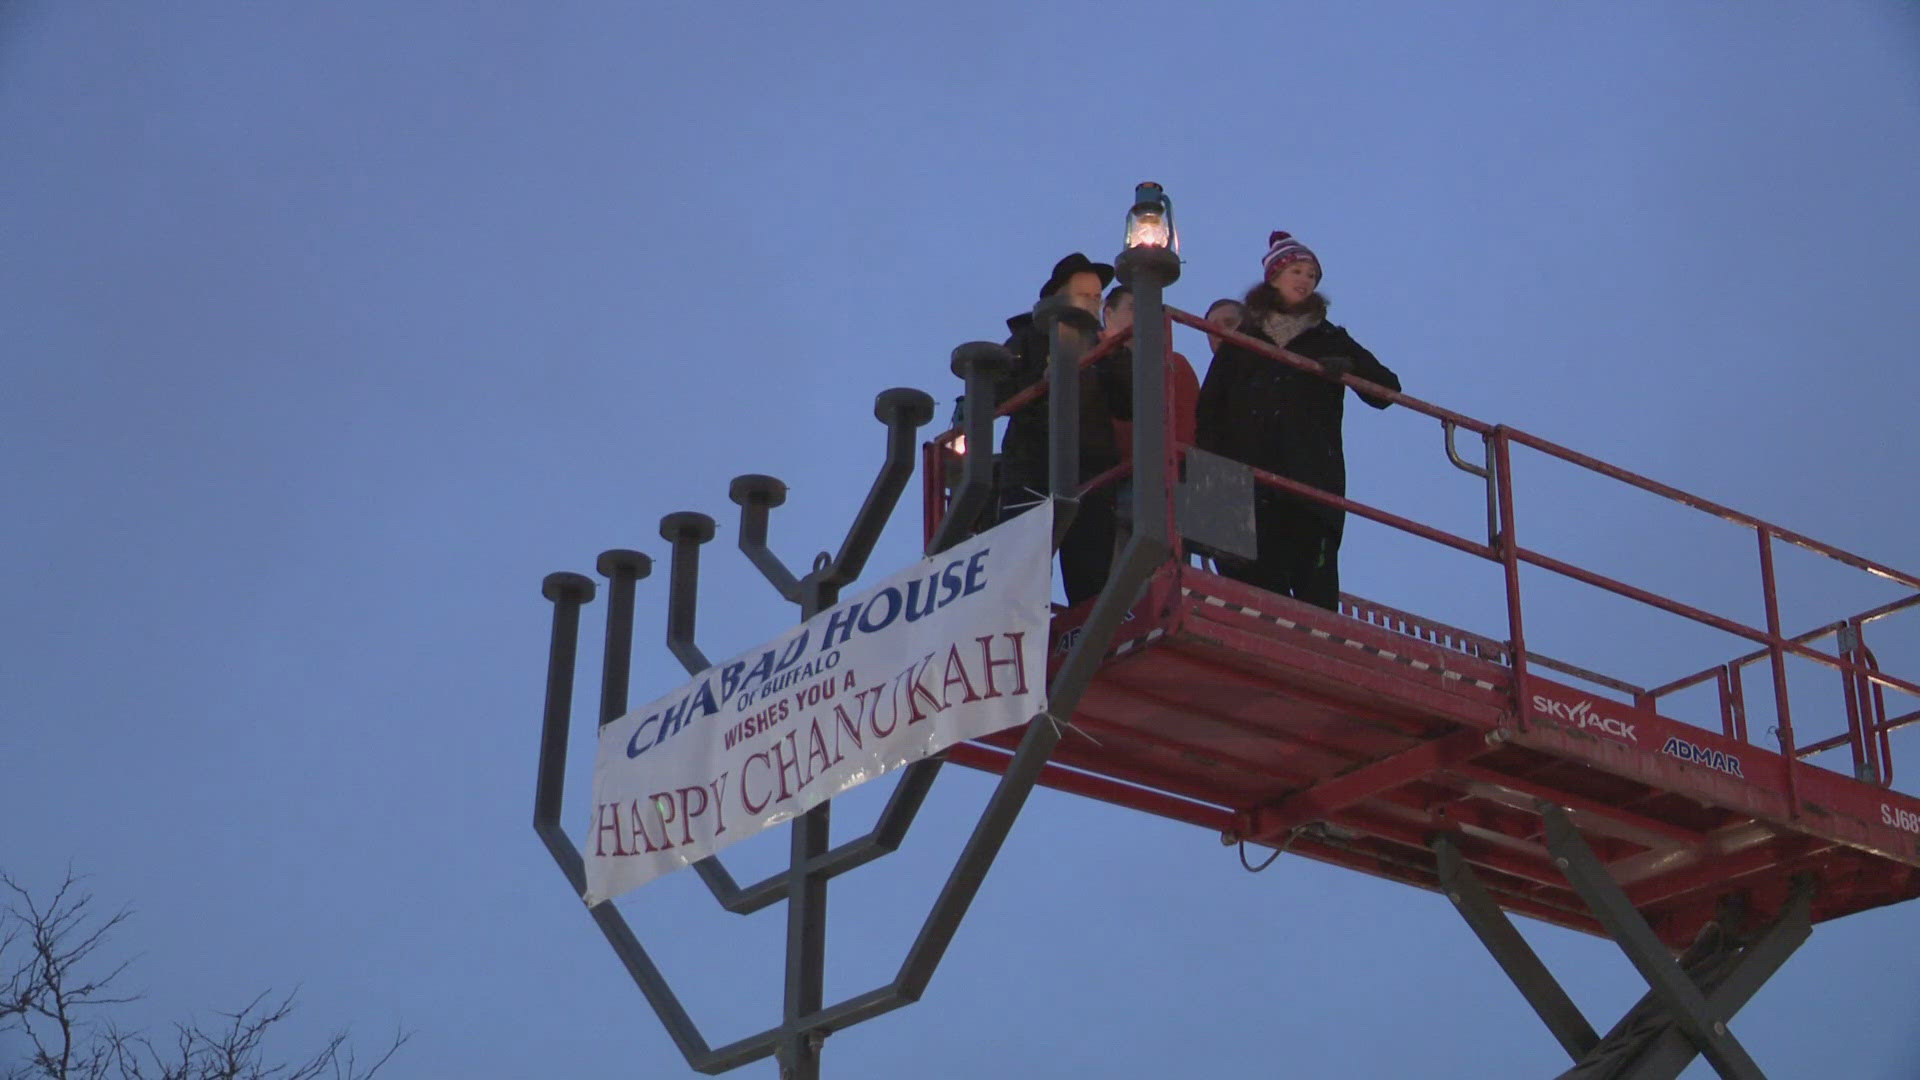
[{"xmin": 1124, "ymin": 181, "xmax": 1177, "ymax": 253}]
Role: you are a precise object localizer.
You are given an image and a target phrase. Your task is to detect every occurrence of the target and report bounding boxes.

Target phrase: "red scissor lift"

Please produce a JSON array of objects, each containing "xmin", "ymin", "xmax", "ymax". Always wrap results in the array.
[{"xmin": 925, "ymin": 307, "xmax": 1920, "ymax": 1080}]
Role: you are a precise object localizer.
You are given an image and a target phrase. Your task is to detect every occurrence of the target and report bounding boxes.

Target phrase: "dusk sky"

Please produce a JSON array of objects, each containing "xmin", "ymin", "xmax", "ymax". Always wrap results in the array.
[{"xmin": 5, "ymin": 4, "xmax": 1919, "ymax": 1077}]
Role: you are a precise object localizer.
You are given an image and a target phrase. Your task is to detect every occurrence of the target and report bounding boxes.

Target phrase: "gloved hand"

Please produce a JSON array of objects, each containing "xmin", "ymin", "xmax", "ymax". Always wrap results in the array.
[{"xmin": 1318, "ymin": 355, "xmax": 1355, "ymax": 380}]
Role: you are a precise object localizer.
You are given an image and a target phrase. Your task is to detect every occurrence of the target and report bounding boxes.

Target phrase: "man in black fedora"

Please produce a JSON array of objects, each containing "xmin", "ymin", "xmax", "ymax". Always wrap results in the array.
[{"xmin": 989, "ymin": 252, "xmax": 1129, "ymax": 604}]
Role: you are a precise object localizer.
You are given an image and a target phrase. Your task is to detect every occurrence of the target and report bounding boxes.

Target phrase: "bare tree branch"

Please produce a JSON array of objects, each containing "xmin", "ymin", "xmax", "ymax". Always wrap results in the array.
[{"xmin": 1, "ymin": 872, "xmax": 408, "ymax": 1080}]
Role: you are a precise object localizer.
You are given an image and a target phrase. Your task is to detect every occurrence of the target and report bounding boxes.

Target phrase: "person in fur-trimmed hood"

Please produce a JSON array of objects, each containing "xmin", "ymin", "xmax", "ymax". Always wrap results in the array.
[{"xmin": 1195, "ymin": 230, "xmax": 1400, "ymax": 610}]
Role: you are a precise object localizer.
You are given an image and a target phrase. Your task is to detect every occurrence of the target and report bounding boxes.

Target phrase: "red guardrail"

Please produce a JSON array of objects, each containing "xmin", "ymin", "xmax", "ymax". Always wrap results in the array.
[{"xmin": 923, "ymin": 306, "xmax": 1920, "ymax": 807}]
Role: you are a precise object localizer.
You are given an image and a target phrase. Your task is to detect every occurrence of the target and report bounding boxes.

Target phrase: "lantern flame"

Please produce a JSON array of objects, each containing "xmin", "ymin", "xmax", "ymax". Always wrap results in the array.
[
  {"xmin": 1124, "ymin": 182, "xmax": 1178, "ymax": 253},
  {"xmin": 1126, "ymin": 212, "xmax": 1173, "ymax": 250}
]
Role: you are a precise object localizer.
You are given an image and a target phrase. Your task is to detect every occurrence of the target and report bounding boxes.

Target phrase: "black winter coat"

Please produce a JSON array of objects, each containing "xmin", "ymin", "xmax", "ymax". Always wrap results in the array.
[
  {"xmin": 1195, "ymin": 317, "xmax": 1399, "ymax": 516},
  {"xmin": 992, "ymin": 311, "xmax": 1128, "ymax": 488}
]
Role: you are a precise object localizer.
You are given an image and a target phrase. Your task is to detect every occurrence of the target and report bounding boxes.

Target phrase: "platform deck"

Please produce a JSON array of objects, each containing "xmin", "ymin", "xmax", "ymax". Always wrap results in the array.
[{"xmin": 949, "ymin": 563, "xmax": 1920, "ymax": 947}]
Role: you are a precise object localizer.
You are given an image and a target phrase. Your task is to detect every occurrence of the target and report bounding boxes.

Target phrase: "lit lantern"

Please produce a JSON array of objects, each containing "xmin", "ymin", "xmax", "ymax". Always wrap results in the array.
[{"xmin": 1124, "ymin": 182, "xmax": 1177, "ymax": 253}]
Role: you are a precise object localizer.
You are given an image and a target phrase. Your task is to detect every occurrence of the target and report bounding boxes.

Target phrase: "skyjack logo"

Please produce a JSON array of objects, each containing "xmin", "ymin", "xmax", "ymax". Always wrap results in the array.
[{"xmin": 1532, "ymin": 695, "xmax": 1638, "ymax": 744}]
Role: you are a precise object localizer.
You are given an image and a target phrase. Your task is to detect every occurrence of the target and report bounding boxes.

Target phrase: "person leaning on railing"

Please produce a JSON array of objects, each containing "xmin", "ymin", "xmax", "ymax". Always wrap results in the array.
[
  {"xmin": 1194, "ymin": 230, "xmax": 1400, "ymax": 611},
  {"xmin": 988, "ymin": 252, "xmax": 1132, "ymax": 604},
  {"xmin": 1203, "ymin": 298, "xmax": 1245, "ymax": 357}
]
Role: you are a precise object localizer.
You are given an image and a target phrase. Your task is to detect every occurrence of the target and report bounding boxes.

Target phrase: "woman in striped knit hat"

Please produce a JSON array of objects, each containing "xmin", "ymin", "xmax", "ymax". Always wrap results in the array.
[{"xmin": 1195, "ymin": 230, "xmax": 1401, "ymax": 610}]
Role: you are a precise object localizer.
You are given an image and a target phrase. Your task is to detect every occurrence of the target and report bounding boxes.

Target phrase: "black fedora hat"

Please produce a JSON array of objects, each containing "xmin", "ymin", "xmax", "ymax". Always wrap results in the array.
[{"xmin": 1038, "ymin": 252, "xmax": 1115, "ymax": 299}]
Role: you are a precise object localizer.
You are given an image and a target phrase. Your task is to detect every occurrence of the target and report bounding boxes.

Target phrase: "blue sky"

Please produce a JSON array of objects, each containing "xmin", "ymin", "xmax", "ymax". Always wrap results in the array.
[{"xmin": 4, "ymin": 3, "xmax": 1918, "ymax": 1077}]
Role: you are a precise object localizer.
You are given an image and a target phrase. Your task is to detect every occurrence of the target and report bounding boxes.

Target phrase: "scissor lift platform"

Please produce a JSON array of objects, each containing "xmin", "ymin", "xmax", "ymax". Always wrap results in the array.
[
  {"xmin": 920, "ymin": 297, "xmax": 1920, "ymax": 1076},
  {"xmin": 949, "ymin": 562, "xmax": 1920, "ymax": 951}
]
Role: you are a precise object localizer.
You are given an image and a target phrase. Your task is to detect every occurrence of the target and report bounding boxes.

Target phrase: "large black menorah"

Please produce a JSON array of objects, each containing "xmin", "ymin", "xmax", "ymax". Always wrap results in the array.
[{"xmin": 533, "ymin": 246, "xmax": 1182, "ymax": 1079}]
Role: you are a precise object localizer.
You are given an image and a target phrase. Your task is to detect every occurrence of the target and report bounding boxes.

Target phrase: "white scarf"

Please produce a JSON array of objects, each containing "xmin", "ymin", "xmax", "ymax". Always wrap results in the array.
[{"xmin": 1259, "ymin": 309, "xmax": 1323, "ymax": 350}]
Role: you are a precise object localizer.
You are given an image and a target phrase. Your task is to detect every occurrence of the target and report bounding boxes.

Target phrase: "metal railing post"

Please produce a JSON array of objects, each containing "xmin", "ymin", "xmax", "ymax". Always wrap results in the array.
[
  {"xmin": 1854, "ymin": 623, "xmax": 1892, "ymax": 786},
  {"xmin": 1715, "ymin": 666, "xmax": 1735, "ymax": 740},
  {"xmin": 1160, "ymin": 311, "xmax": 1180, "ymax": 550},
  {"xmin": 1757, "ymin": 527, "xmax": 1799, "ymax": 817},
  {"xmin": 1442, "ymin": 419, "xmax": 1499, "ymax": 548},
  {"xmin": 1728, "ymin": 663, "xmax": 1750, "ymax": 743},
  {"xmin": 1837, "ymin": 621, "xmax": 1870, "ymax": 781},
  {"xmin": 1492, "ymin": 428, "xmax": 1530, "ymax": 731}
]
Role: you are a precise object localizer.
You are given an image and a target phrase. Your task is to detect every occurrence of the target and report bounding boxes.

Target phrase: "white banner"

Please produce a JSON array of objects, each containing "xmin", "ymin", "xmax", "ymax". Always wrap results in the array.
[{"xmin": 584, "ymin": 507, "xmax": 1053, "ymax": 904}]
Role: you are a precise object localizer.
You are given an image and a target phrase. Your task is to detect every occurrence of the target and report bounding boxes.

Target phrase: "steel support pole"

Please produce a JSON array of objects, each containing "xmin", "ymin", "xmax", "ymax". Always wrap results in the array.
[
  {"xmin": 1541, "ymin": 807, "xmax": 1766, "ymax": 1080},
  {"xmin": 780, "ymin": 812, "xmax": 830, "ymax": 1079},
  {"xmin": 774, "ymin": 386, "xmax": 931, "ymax": 1080},
  {"xmin": 778, "ymin": 575, "xmax": 836, "ymax": 1080}
]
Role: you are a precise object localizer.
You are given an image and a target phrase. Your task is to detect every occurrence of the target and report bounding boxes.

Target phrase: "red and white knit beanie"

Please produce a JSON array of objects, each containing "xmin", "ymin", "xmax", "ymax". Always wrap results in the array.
[{"xmin": 1262, "ymin": 231, "xmax": 1319, "ymax": 280}]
